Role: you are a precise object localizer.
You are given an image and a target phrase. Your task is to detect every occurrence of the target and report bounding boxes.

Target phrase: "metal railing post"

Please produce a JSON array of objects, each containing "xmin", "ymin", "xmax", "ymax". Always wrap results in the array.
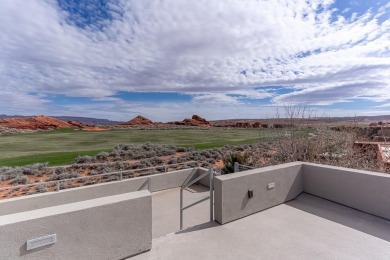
[
  {"xmin": 234, "ymin": 162, "xmax": 239, "ymax": 173},
  {"xmin": 180, "ymin": 188, "xmax": 183, "ymax": 230},
  {"xmin": 120, "ymin": 172, "xmax": 123, "ymax": 181},
  {"xmin": 164, "ymin": 165, "xmax": 167, "ymax": 173},
  {"xmin": 56, "ymin": 181, "xmax": 60, "ymax": 192},
  {"xmin": 210, "ymin": 170, "xmax": 214, "ymax": 221},
  {"xmin": 148, "ymin": 177, "xmax": 151, "ymax": 192}
]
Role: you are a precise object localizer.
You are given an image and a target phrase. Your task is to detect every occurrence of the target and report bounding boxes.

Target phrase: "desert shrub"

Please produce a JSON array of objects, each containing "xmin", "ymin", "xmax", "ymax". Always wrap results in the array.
[
  {"xmin": 150, "ymin": 156, "xmax": 164, "ymax": 165},
  {"xmin": 141, "ymin": 142, "xmax": 154, "ymax": 151},
  {"xmin": 208, "ymin": 149, "xmax": 222, "ymax": 160},
  {"xmin": 48, "ymin": 171, "xmax": 81, "ymax": 181},
  {"xmin": 114, "ymin": 144, "xmax": 125, "ymax": 151},
  {"xmin": 55, "ymin": 167, "xmax": 67, "ymax": 174},
  {"xmin": 235, "ymin": 146, "xmax": 245, "ymax": 151},
  {"xmin": 139, "ymin": 158, "xmax": 153, "ymax": 167},
  {"xmin": 206, "ymin": 158, "xmax": 216, "ymax": 164},
  {"xmin": 167, "ymin": 157, "xmax": 177, "ymax": 164},
  {"xmin": 176, "ymin": 147, "xmax": 189, "ymax": 152},
  {"xmin": 20, "ymin": 163, "xmax": 48, "ymax": 176},
  {"xmin": 176, "ymin": 157, "xmax": 186, "ymax": 163},
  {"xmin": 71, "ymin": 163, "xmax": 84, "ymax": 170},
  {"xmin": 110, "ymin": 150, "xmax": 124, "ymax": 160},
  {"xmin": 133, "ymin": 151, "xmax": 157, "ymax": 160},
  {"xmin": 0, "ymin": 166, "xmax": 49, "ymax": 183},
  {"xmin": 35, "ymin": 184, "xmax": 47, "ymax": 193},
  {"xmin": 156, "ymin": 147, "xmax": 175, "ymax": 156},
  {"xmin": 96, "ymin": 152, "xmax": 109, "ymax": 160},
  {"xmin": 199, "ymin": 151, "xmax": 211, "ymax": 157},
  {"xmin": 107, "ymin": 175, "xmax": 119, "ymax": 182},
  {"xmin": 101, "ymin": 166, "xmax": 112, "ymax": 174},
  {"xmin": 93, "ymin": 164, "xmax": 109, "ymax": 173},
  {"xmin": 222, "ymin": 152, "xmax": 249, "ymax": 174},
  {"xmin": 75, "ymin": 155, "xmax": 94, "ymax": 164},
  {"xmin": 121, "ymin": 150, "xmax": 135, "ymax": 159},
  {"xmin": 89, "ymin": 164, "xmax": 99, "ymax": 170},
  {"xmin": 0, "ymin": 167, "xmax": 18, "ymax": 181},
  {"xmin": 115, "ymin": 161, "xmax": 127, "ymax": 170},
  {"xmin": 10, "ymin": 175, "xmax": 28, "ymax": 185},
  {"xmin": 131, "ymin": 162, "xmax": 147, "ymax": 169}
]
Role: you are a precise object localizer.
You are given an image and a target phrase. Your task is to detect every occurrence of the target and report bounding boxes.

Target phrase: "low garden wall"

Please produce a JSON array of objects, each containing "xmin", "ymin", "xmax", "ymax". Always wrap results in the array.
[
  {"xmin": 214, "ymin": 162, "xmax": 390, "ymax": 224},
  {"xmin": 303, "ymin": 163, "xmax": 390, "ymax": 220},
  {"xmin": 214, "ymin": 162, "xmax": 303, "ymax": 224},
  {"xmin": 0, "ymin": 190, "xmax": 152, "ymax": 260}
]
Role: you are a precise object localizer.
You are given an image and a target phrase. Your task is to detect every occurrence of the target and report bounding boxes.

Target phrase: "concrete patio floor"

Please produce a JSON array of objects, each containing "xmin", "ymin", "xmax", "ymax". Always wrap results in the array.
[{"xmin": 135, "ymin": 193, "xmax": 390, "ymax": 260}]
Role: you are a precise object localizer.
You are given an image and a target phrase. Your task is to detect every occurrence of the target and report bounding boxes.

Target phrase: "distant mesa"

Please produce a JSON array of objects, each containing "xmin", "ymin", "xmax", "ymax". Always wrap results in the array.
[
  {"xmin": 0, "ymin": 116, "xmax": 71, "ymax": 130},
  {"xmin": 121, "ymin": 115, "xmax": 155, "ymax": 126},
  {"xmin": 167, "ymin": 115, "xmax": 211, "ymax": 127},
  {"xmin": 54, "ymin": 116, "xmax": 121, "ymax": 125}
]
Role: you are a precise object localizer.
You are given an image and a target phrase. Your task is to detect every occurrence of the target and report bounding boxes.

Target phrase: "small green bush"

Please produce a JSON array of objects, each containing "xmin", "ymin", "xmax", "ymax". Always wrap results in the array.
[{"xmin": 222, "ymin": 152, "xmax": 249, "ymax": 174}]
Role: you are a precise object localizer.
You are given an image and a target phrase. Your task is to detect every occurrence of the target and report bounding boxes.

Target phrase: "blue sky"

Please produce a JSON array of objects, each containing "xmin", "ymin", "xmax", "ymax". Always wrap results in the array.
[{"xmin": 0, "ymin": 0, "xmax": 389, "ymax": 121}]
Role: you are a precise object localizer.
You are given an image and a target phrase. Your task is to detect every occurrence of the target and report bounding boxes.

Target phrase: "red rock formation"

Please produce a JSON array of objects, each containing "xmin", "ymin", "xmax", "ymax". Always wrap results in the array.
[
  {"xmin": 167, "ymin": 115, "xmax": 211, "ymax": 127},
  {"xmin": 0, "ymin": 116, "xmax": 71, "ymax": 130},
  {"xmin": 251, "ymin": 122, "xmax": 261, "ymax": 128},
  {"xmin": 121, "ymin": 115, "xmax": 154, "ymax": 126},
  {"xmin": 67, "ymin": 120, "xmax": 84, "ymax": 128},
  {"xmin": 235, "ymin": 122, "xmax": 251, "ymax": 128}
]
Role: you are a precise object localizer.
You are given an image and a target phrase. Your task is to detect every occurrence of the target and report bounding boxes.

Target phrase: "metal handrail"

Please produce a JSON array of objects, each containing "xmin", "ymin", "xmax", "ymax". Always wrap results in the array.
[
  {"xmin": 234, "ymin": 162, "xmax": 255, "ymax": 172},
  {"xmin": 182, "ymin": 170, "xmax": 210, "ymax": 189},
  {"xmin": 0, "ymin": 161, "xmax": 198, "ymax": 193},
  {"xmin": 239, "ymin": 164, "xmax": 255, "ymax": 170},
  {"xmin": 181, "ymin": 168, "xmax": 199, "ymax": 188},
  {"xmin": 180, "ymin": 167, "xmax": 214, "ymax": 230}
]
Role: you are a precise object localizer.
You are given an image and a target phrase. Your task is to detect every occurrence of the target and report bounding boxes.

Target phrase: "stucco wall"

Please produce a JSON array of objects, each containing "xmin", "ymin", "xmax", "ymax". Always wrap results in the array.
[
  {"xmin": 214, "ymin": 162, "xmax": 303, "ymax": 224},
  {"xmin": 0, "ymin": 191, "xmax": 152, "ymax": 260},
  {"xmin": 0, "ymin": 168, "xmax": 197, "ymax": 216},
  {"xmin": 303, "ymin": 163, "xmax": 390, "ymax": 220},
  {"xmin": 214, "ymin": 162, "xmax": 390, "ymax": 224},
  {"xmin": 149, "ymin": 168, "xmax": 198, "ymax": 191}
]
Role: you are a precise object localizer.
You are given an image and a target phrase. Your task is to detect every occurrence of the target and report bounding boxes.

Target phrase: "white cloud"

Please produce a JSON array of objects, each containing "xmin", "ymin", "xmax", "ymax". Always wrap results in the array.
[
  {"xmin": 0, "ymin": 92, "xmax": 50, "ymax": 115},
  {"xmin": 192, "ymin": 93, "xmax": 242, "ymax": 105},
  {"xmin": 0, "ymin": 0, "xmax": 389, "ymax": 117}
]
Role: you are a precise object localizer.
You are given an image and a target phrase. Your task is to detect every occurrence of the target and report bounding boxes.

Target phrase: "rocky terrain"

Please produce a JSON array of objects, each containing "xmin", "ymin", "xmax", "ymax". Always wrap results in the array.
[
  {"xmin": 0, "ymin": 116, "xmax": 71, "ymax": 130},
  {"xmin": 0, "ymin": 116, "xmax": 113, "ymax": 134},
  {"xmin": 121, "ymin": 115, "xmax": 155, "ymax": 126},
  {"xmin": 167, "ymin": 115, "xmax": 211, "ymax": 127},
  {"xmin": 67, "ymin": 120, "xmax": 85, "ymax": 128}
]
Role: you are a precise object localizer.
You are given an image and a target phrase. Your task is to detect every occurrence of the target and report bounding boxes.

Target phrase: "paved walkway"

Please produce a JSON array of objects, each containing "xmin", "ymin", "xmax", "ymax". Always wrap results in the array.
[{"xmin": 135, "ymin": 193, "xmax": 390, "ymax": 260}]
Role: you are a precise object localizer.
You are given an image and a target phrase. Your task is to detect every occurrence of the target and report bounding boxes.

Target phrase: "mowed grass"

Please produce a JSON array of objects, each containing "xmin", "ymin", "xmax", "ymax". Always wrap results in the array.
[{"xmin": 0, "ymin": 128, "xmax": 281, "ymax": 166}]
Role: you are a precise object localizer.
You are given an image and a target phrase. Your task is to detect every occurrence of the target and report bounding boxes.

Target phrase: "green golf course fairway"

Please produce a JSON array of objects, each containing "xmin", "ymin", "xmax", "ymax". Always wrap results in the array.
[{"xmin": 0, "ymin": 128, "xmax": 281, "ymax": 166}]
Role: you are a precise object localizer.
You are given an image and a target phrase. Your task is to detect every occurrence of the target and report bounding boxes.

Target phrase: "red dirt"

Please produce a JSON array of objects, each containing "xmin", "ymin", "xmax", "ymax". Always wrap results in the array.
[
  {"xmin": 121, "ymin": 115, "xmax": 154, "ymax": 126},
  {"xmin": 0, "ymin": 116, "xmax": 71, "ymax": 130}
]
